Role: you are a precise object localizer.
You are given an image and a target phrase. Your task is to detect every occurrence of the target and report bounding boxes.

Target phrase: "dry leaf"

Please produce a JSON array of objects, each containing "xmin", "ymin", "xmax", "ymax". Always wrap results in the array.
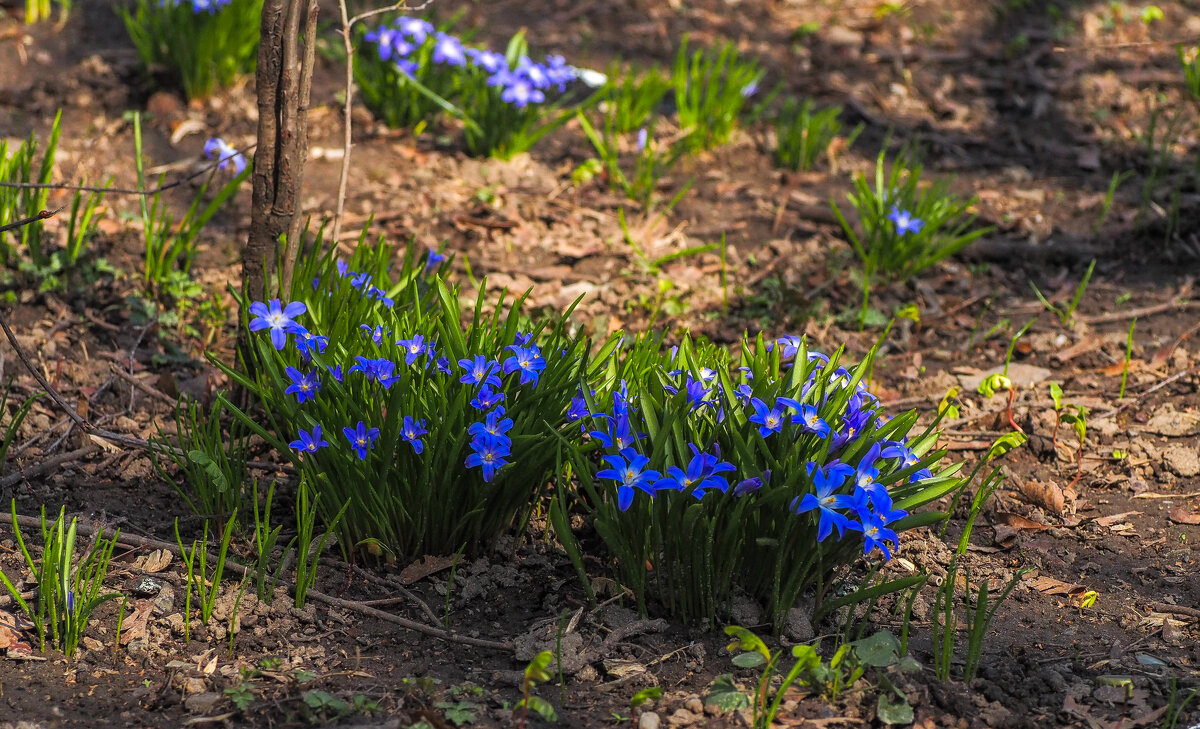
[
  {"xmin": 132, "ymin": 549, "xmax": 173, "ymax": 573},
  {"xmin": 398, "ymin": 555, "xmax": 458, "ymax": 585},
  {"xmin": 119, "ymin": 600, "xmax": 155, "ymax": 646},
  {"xmin": 1094, "ymin": 511, "xmax": 1142, "ymax": 527},
  {"xmin": 1025, "ymin": 574, "xmax": 1087, "ymax": 598},
  {"xmin": 994, "ymin": 512, "xmax": 1051, "ymax": 530},
  {"xmin": 1016, "ymin": 479, "xmax": 1068, "ymax": 515},
  {"xmin": 1167, "ymin": 507, "xmax": 1200, "ymax": 525}
]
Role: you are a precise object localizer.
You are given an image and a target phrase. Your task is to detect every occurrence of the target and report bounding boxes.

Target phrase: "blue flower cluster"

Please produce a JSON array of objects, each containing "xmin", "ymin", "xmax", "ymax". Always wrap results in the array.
[
  {"xmin": 578, "ymin": 337, "xmax": 931, "ymax": 561},
  {"xmin": 363, "ymin": 18, "xmax": 576, "ymax": 109},
  {"xmin": 160, "ymin": 0, "xmax": 231, "ymax": 12},
  {"xmin": 204, "ymin": 137, "xmax": 247, "ymax": 175},
  {"xmin": 249, "ymin": 276, "xmax": 548, "ymax": 484}
]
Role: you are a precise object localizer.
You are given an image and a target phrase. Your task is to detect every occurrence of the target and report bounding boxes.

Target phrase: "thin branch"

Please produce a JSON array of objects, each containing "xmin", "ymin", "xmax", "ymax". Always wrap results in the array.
[
  {"xmin": 0, "ymin": 207, "xmax": 64, "ymax": 235},
  {"xmin": 0, "ymin": 149, "xmax": 255, "ymax": 197},
  {"xmin": 330, "ymin": 0, "xmax": 434, "ymax": 244}
]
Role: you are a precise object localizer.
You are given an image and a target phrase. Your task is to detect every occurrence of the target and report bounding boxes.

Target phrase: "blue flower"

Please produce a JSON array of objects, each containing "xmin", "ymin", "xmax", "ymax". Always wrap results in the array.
[
  {"xmin": 882, "ymin": 441, "xmax": 920, "ymax": 469},
  {"xmin": 732, "ymin": 470, "xmax": 770, "ymax": 497},
  {"xmin": 853, "ymin": 443, "xmax": 885, "ymax": 499},
  {"xmin": 284, "ymin": 367, "xmax": 320, "ymax": 404},
  {"xmin": 470, "ymin": 385, "xmax": 505, "ymax": 411},
  {"xmin": 589, "ymin": 413, "xmax": 642, "ymax": 451},
  {"xmin": 290, "ymin": 425, "xmax": 330, "ymax": 453},
  {"xmin": 424, "ymin": 247, "xmax": 446, "ymax": 273},
  {"xmin": 780, "ymin": 398, "xmax": 831, "ymax": 439},
  {"xmin": 466, "ymin": 437, "xmax": 510, "ymax": 482},
  {"xmin": 861, "ymin": 514, "xmax": 900, "ymax": 559},
  {"xmin": 503, "ymin": 345, "xmax": 546, "ymax": 386},
  {"xmin": 748, "ymin": 397, "xmax": 788, "ymax": 438},
  {"xmin": 327, "ymin": 364, "xmax": 344, "ymax": 383},
  {"xmin": 466, "ymin": 47, "xmax": 507, "ymax": 73},
  {"xmin": 458, "ymin": 356, "xmax": 502, "ymax": 388},
  {"xmin": 432, "ymin": 32, "xmax": 466, "ymax": 66},
  {"xmin": 350, "ymin": 356, "xmax": 396, "ymax": 385},
  {"xmin": 395, "ymin": 16, "xmax": 433, "ymax": 43},
  {"xmin": 792, "ymin": 463, "xmax": 860, "ymax": 542},
  {"xmin": 360, "ymin": 324, "xmax": 388, "ymax": 344},
  {"xmin": 596, "ymin": 449, "xmax": 661, "ymax": 511},
  {"xmin": 290, "ymin": 326, "xmax": 329, "ymax": 359},
  {"xmin": 740, "ymin": 80, "xmax": 759, "ymax": 98},
  {"xmin": 887, "ymin": 206, "xmax": 924, "ymax": 236},
  {"xmin": 469, "ymin": 408, "xmax": 513, "ymax": 444},
  {"xmin": 636, "ymin": 127, "xmax": 648, "ymax": 153},
  {"xmin": 396, "ymin": 334, "xmax": 427, "ymax": 365},
  {"xmin": 868, "ymin": 488, "xmax": 909, "ymax": 526},
  {"xmin": 654, "ymin": 446, "xmax": 736, "ymax": 498},
  {"xmin": 203, "ymin": 137, "xmax": 246, "ymax": 174},
  {"xmin": 343, "ymin": 421, "xmax": 380, "ymax": 460},
  {"xmin": 401, "ymin": 416, "xmax": 428, "ymax": 454},
  {"xmin": 249, "ymin": 299, "xmax": 306, "ymax": 350},
  {"xmin": 567, "ymin": 388, "xmax": 593, "ymax": 422},
  {"xmin": 65, "ymin": 589, "xmax": 75, "ymax": 612},
  {"xmin": 830, "ymin": 407, "xmax": 872, "ymax": 452},
  {"xmin": 514, "ymin": 331, "xmax": 534, "ymax": 346}
]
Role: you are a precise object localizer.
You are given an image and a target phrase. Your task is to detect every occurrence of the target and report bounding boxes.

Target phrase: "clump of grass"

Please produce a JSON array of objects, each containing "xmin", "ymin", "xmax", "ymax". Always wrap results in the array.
[{"xmin": 772, "ymin": 99, "xmax": 861, "ymax": 171}]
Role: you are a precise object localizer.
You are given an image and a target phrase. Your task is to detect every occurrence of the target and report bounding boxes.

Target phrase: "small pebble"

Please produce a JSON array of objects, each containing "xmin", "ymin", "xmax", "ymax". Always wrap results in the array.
[{"xmin": 637, "ymin": 711, "xmax": 660, "ymax": 729}]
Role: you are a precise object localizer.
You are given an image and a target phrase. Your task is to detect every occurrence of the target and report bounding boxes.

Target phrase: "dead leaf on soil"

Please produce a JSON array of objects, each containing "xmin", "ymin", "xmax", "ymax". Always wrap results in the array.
[
  {"xmin": 993, "ymin": 512, "xmax": 1051, "ymax": 547},
  {"xmin": 1025, "ymin": 574, "xmax": 1088, "ymax": 598},
  {"xmin": 1167, "ymin": 507, "xmax": 1200, "ymax": 525},
  {"xmin": 0, "ymin": 607, "xmax": 35, "ymax": 654},
  {"xmin": 1016, "ymin": 479, "xmax": 1069, "ymax": 515},
  {"xmin": 1093, "ymin": 511, "xmax": 1142, "ymax": 528},
  {"xmin": 398, "ymin": 554, "xmax": 459, "ymax": 585},
  {"xmin": 119, "ymin": 600, "xmax": 155, "ymax": 645},
  {"xmin": 132, "ymin": 549, "xmax": 172, "ymax": 573}
]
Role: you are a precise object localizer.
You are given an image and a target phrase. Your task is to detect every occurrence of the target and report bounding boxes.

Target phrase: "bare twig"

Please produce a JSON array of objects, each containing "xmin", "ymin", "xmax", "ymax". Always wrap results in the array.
[
  {"xmin": 330, "ymin": 0, "xmax": 434, "ymax": 244},
  {"xmin": 0, "ymin": 150, "xmax": 254, "ymax": 197},
  {"xmin": 0, "ymin": 444, "xmax": 97, "ymax": 489},
  {"xmin": 108, "ymin": 364, "xmax": 177, "ymax": 406},
  {"xmin": 0, "ymin": 207, "xmax": 63, "ymax": 235}
]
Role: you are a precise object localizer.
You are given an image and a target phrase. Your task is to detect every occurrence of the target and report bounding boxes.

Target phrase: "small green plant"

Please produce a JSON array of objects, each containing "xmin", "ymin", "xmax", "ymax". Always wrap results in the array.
[
  {"xmin": 772, "ymin": 99, "xmax": 861, "ymax": 172},
  {"xmin": 597, "ymin": 63, "xmax": 672, "ymax": 134},
  {"xmin": 515, "ymin": 652, "xmax": 558, "ymax": 728},
  {"xmin": 0, "ymin": 502, "xmax": 123, "ymax": 658},
  {"xmin": 1031, "ymin": 259, "xmax": 1095, "ymax": 328},
  {"xmin": 225, "ymin": 683, "xmax": 255, "ymax": 711},
  {"xmin": 1181, "ymin": 45, "xmax": 1200, "ymax": 102},
  {"xmin": 0, "ymin": 112, "xmax": 107, "ymax": 289},
  {"xmin": 174, "ymin": 512, "xmax": 237, "ymax": 636},
  {"xmin": 672, "ymin": 36, "xmax": 765, "ymax": 152},
  {"xmin": 832, "ymin": 146, "xmax": 991, "ymax": 325},
  {"xmin": 1048, "ymin": 383, "xmax": 1088, "ymax": 484},
  {"xmin": 626, "ymin": 687, "xmax": 662, "ymax": 725},
  {"xmin": 293, "ymin": 477, "xmax": 348, "ymax": 609},
  {"xmin": 932, "ymin": 465, "xmax": 1027, "ymax": 681},
  {"xmin": 251, "ymin": 481, "xmax": 294, "ymax": 604},
  {"xmin": 1163, "ymin": 678, "xmax": 1200, "ymax": 729},
  {"xmin": 120, "ymin": 0, "xmax": 263, "ymax": 99},
  {"xmin": 150, "ymin": 396, "xmax": 252, "ymax": 526},
  {"xmin": 300, "ymin": 690, "xmax": 380, "ymax": 723},
  {"xmin": 1094, "ymin": 171, "xmax": 1133, "ymax": 232},
  {"xmin": 132, "ymin": 115, "xmax": 249, "ymax": 292},
  {"xmin": 1120, "ymin": 318, "xmax": 1136, "ymax": 398},
  {"xmin": 1, "ymin": 384, "xmax": 38, "ymax": 472},
  {"xmin": 578, "ymin": 114, "xmax": 686, "ymax": 210}
]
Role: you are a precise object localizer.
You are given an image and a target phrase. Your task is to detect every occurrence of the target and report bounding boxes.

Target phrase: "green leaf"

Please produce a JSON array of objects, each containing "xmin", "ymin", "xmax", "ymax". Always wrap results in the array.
[
  {"xmin": 876, "ymin": 693, "xmax": 914, "ymax": 725},
  {"xmin": 732, "ymin": 652, "xmax": 766, "ymax": 668},
  {"xmin": 986, "ymin": 431, "xmax": 1027, "ymax": 462},
  {"xmin": 851, "ymin": 630, "xmax": 902, "ymax": 668},
  {"xmin": 705, "ymin": 674, "xmax": 751, "ymax": 712},
  {"xmin": 630, "ymin": 687, "xmax": 662, "ymax": 709}
]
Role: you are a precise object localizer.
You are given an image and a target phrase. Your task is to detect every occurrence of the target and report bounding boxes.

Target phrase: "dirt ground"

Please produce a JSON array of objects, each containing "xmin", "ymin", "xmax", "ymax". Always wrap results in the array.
[{"xmin": 1, "ymin": 0, "xmax": 1199, "ymax": 727}]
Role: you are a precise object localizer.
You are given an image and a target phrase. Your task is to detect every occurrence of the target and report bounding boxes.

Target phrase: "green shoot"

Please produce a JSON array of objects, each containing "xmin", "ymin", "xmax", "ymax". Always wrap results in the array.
[
  {"xmin": 1030, "ymin": 259, "xmax": 1095, "ymax": 328},
  {"xmin": 1119, "ymin": 318, "xmax": 1136, "ymax": 399}
]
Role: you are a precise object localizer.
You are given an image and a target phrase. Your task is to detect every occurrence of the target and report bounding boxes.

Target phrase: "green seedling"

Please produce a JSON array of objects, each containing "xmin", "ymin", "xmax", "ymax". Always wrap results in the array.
[
  {"xmin": 1, "ymin": 384, "xmax": 38, "ymax": 471},
  {"xmin": 1181, "ymin": 45, "xmax": 1200, "ymax": 101},
  {"xmin": 0, "ymin": 502, "xmax": 122, "ymax": 657},
  {"xmin": 933, "ymin": 463, "xmax": 1027, "ymax": 681},
  {"xmin": 625, "ymin": 687, "xmax": 662, "ymax": 724},
  {"xmin": 301, "ymin": 690, "xmax": 380, "ymax": 723},
  {"xmin": 1163, "ymin": 678, "xmax": 1200, "ymax": 729},
  {"xmin": 672, "ymin": 36, "xmax": 766, "ymax": 152},
  {"xmin": 1119, "ymin": 318, "xmax": 1136, "ymax": 399},
  {"xmin": 515, "ymin": 651, "xmax": 558, "ymax": 728},
  {"xmin": 150, "ymin": 395, "xmax": 251, "ymax": 526},
  {"xmin": 1048, "ymin": 383, "xmax": 1088, "ymax": 485},
  {"xmin": 578, "ymin": 113, "xmax": 687, "ymax": 210},
  {"xmin": 251, "ymin": 480, "xmax": 295, "ymax": 604},
  {"xmin": 1094, "ymin": 171, "xmax": 1133, "ymax": 232},
  {"xmin": 293, "ymin": 477, "xmax": 348, "ymax": 609},
  {"xmin": 1030, "ymin": 259, "xmax": 1095, "ymax": 328},
  {"xmin": 598, "ymin": 62, "xmax": 672, "ymax": 134},
  {"xmin": 772, "ymin": 98, "xmax": 861, "ymax": 172},
  {"xmin": 174, "ymin": 512, "xmax": 236, "ymax": 636}
]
